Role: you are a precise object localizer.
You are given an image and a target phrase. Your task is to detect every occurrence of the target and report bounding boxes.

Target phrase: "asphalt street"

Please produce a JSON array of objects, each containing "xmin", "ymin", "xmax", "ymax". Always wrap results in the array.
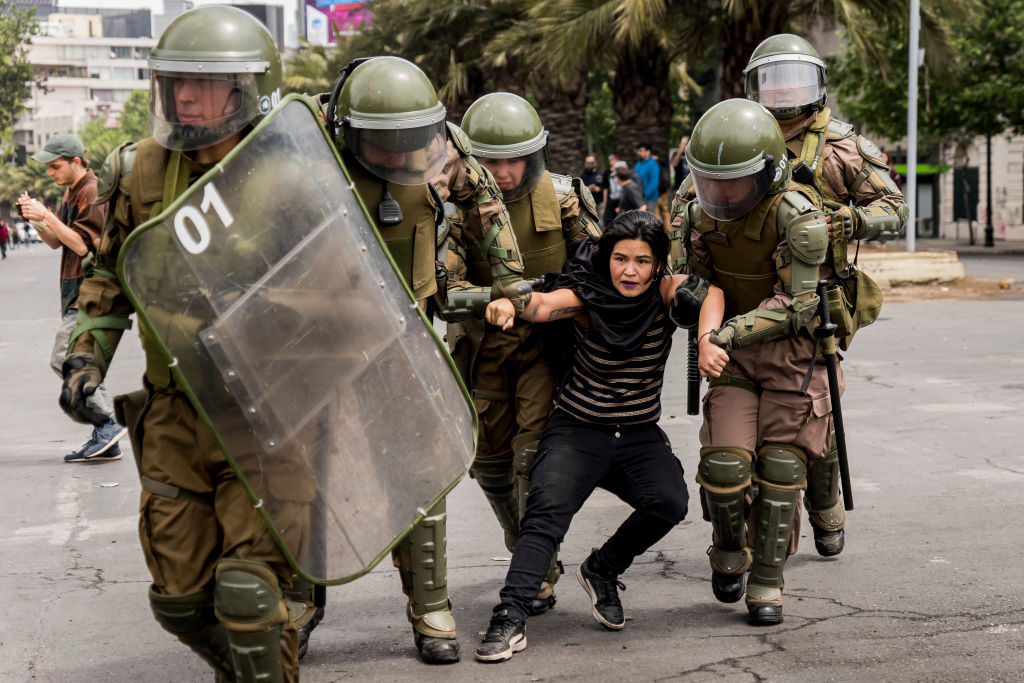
[{"xmin": 1, "ymin": 245, "xmax": 1022, "ymax": 682}]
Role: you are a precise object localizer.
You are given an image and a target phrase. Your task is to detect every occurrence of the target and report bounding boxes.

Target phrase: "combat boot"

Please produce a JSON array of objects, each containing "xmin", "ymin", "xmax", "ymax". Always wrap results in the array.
[
  {"xmin": 812, "ymin": 524, "xmax": 845, "ymax": 557},
  {"xmin": 395, "ymin": 498, "xmax": 460, "ymax": 664}
]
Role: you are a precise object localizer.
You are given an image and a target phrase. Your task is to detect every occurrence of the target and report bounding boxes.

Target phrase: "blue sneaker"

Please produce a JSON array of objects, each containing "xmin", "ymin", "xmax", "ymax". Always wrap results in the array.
[{"xmin": 65, "ymin": 419, "xmax": 126, "ymax": 463}]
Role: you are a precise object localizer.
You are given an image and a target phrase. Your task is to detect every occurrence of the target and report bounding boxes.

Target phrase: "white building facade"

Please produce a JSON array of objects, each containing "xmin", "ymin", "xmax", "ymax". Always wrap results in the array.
[{"xmin": 14, "ymin": 20, "xmax": 153, "ymax": 155}]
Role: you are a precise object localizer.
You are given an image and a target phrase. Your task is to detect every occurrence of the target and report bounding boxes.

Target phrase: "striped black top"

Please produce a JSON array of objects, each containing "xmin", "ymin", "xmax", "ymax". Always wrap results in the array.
[{"xmin": 555, "ymin": 309, "xmax": 675, "ymax": 425}]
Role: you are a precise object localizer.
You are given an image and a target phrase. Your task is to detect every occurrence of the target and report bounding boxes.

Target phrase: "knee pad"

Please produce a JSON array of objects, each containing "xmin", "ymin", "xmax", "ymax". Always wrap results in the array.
[
  {"xmin": 396, "ymin": 498, "xmax": 451, "ymax": 624},
  {"xmin": 214, "ymin": 559, "xmax": 290, "ymax": 683},
  {"xmin": 149, "ymin": 585, "xmax": 233, "ymax": 678},
  {"xmin": 697, "ymin": 446, "xmax": 753, "ymax": 553},
  {"xmin": 755, "ymin": 443, "xmax": 807, "ymax": 488},
  {"xmin": 469, "ymin": 453, "xmax": 515, "ymax": 491}
]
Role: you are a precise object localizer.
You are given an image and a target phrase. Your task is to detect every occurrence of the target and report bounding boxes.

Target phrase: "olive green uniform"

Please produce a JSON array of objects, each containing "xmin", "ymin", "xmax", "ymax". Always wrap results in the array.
[
  {"xmin": 680, "ymin": 178, "xmax": 835, "ymax": 616},
  {"xmin": 341, "ymin": 122, "xmax": 527, "ymax": 655},
  {"xmin": 447, "ymin": 171, "xmax": 600, "ymax": 597},
  {"xmin": 779, "ymin": 106, "xmax": 907, "ymax": 545},
  {"xmin": 71, "ymin": 138, "xmax": 300, "ymax": 682}
]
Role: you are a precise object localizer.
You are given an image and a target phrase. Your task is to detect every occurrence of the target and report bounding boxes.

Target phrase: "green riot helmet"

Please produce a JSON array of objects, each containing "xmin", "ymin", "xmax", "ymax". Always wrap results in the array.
[
  {"xmin": 148, "ymin": 5, "xmax": 282, "ymax": 152},
  {"xmin": 743, "ymin": 33, "xmax": 827, "ymax": 120},
  {"xmin": 332, "ymin": 56, "xmax": 448, "ymax": 186},
  {"xmin": 685, "ymin": 99, "xmax": 789, "ymax": 222},
  {"xmin": 461, "ymin": 92, "xmax": 548, "ymax": 203}
]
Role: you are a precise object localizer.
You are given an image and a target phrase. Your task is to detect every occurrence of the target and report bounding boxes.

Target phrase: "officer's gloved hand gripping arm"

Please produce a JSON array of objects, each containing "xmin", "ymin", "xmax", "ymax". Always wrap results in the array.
[
  {"xmin": 710, "ymin": 206, "xmax": 828, "ymax": 353},
  {"xmin": 453, "ymin": 155, "xmax": 532, "ymax": 314}
]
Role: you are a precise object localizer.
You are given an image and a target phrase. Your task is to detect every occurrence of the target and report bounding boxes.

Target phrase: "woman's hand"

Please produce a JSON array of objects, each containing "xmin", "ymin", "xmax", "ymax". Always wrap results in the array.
[
  {"xmin": 698, "ymin": 333, "xmax": 729, "ymax": 378},
  {"xmin": 485, "ymin": 297, "xmax": 517, "ymax": 330}
]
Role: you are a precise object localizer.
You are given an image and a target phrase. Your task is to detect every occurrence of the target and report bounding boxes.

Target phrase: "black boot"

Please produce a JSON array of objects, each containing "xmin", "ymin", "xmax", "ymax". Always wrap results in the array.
[
  {"xmin": 747, "ymin": 602, "xmax": 783, "ymax": 626},
  {"xmin": 414, "ymin": 632, "xmax": 461, "ymax": 664},
  {"xmin": 711, "ymin": 571, "xmax": 745, "ymax": 603},
  {"xmin": 812, "ymin": 524, "xmax": 845, "ymax": 557}
]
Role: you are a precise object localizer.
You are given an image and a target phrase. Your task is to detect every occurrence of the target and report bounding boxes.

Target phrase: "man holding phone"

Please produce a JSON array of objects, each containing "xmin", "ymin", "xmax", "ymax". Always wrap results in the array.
[{"xmin": 18, "ymin": 133, "xmax": 126, "ymax": 462}]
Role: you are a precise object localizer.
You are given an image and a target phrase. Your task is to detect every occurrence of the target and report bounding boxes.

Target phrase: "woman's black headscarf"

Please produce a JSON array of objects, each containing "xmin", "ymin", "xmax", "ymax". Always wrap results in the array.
[{"xmin": 549, "ymin": 211, "xmax": 670, "ymax": 353}]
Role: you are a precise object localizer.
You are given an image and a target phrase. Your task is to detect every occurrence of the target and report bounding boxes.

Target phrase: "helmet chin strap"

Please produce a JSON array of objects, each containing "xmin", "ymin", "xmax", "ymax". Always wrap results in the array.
[{"xmin": 327, "ymin": 57, "xmax": 373, "ymax": 141}]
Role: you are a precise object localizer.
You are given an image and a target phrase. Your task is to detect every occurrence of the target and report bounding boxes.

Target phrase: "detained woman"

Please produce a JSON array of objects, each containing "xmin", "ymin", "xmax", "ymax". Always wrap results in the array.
[{"xmin": 474, "ymin": 210, "xmax": 707, "ymax": 663}]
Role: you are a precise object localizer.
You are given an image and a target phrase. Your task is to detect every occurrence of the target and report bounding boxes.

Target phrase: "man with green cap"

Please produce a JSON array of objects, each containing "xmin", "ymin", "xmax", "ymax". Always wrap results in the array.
[
  {"xmin": 677, "ymin": 98, "xmax": 835, "ymax": 626},
  {"xmin": 17, "ymin": 133, "xmax": 127, "ymax": 464},
  {"xmin": 447, "ymin": 91, "xmax": 601, "ymax": 616},
  {"xmin": 59, "ymin": 6, "xmax": 303, "ymax": 680},
  {"xmin": 739, "ymin": 32, "xmax": 907, "ymax": 557},
  {"xmin": 323, "ymin": 57, "xmax": 534, "ymax": 664}
]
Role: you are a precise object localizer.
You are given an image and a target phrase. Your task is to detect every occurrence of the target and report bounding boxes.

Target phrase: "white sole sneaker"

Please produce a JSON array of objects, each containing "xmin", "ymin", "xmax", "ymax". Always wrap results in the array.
[{"xmin": 475, "ymin": 632, "xmax": 526, "ymax": 662}]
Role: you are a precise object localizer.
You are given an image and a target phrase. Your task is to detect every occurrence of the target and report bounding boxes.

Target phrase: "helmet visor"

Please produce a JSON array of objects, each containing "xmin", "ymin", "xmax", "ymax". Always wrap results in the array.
[
  {"xmin": 151, "ymin": 72, "xmax": 259, "ymax": 151},
  {"xmin": 746, "ymin": 61, "xmax": 825, "ymax": 115},
  {"xmin": 345, "ymin": 121, "xmax": 447, "ymax": 186},
  {"xmin": 692, "ymin": 169, "xmax": 771, "ymax": 222},
  {"xmin": 476, "ymin": 149, "xmax": 546, "ymax": 204}
]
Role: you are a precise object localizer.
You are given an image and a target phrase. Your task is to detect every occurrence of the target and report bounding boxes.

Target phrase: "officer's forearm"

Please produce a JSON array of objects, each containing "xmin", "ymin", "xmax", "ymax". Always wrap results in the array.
[
  {"xmin": 440, "ymin": 285, "xmax": 491, "ymax": 322},
  {"xmin": 853, "ymin": 204, "xmax": 908, "ymax": 242},
  {"xmin": 713, "ymin": 293, "xmax": 819, "ymax": 351}
]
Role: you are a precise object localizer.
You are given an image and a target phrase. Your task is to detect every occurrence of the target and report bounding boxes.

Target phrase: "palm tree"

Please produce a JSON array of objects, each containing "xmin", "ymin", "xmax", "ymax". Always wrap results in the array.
[
  {"xmin": 284, "ymin": 1, "xmax": 591, "ymax": 173},
  {"xmin": 499, "ymin": 0, "xmax": 974, "ymax": 161}
]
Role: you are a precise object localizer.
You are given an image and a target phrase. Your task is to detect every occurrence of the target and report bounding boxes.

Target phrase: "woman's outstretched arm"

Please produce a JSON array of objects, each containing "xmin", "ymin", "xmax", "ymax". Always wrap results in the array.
[{"xmin": 485, "ymin": 289, "xmax": 585, "ymax": 330}]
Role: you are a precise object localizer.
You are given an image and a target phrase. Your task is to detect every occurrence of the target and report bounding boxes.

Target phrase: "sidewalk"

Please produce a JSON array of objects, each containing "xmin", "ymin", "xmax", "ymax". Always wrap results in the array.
[{"xmin": 878, "ymin": 237, "xmax": 1024, "ymax": 256}]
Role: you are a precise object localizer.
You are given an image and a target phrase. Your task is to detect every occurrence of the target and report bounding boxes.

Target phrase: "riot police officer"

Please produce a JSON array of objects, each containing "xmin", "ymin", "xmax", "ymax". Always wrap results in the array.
[
  {"xmin": 679, "ymin": 99, "xmax": 834, "ymax": 625},
  {"xmin": 325, "ymin": 57, "xmax": 532, "ymax": 664},
  {"xmin": 741, "ymin": 33, "xmax": 908, "ymax": 556},
  {"xmin": 449, "ymin": 92, "xmax": 600, "ymax": 615},
  {"xmin": 60, "ymin": 6, "xmax": 301, "ymax": 680}
]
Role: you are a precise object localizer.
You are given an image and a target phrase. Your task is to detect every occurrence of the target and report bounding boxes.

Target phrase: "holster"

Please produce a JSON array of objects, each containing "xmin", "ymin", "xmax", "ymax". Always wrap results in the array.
[
  {"xmin": 446, "ymin": 319, "xmax": 486, "ymax": 386},
  {"xmin": 113, "ymin": 388, "xmax": 151, "ymax": 474}
]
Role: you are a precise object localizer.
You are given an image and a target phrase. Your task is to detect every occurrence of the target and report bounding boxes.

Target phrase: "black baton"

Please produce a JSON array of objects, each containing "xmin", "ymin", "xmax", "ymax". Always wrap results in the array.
[
  {"xmin": 812, "ymin": 280, "xmax": 854, "ymax": 511},
  {"xmin": 686, "ymin": 329, "xmax": 700, "ymax": 415}
]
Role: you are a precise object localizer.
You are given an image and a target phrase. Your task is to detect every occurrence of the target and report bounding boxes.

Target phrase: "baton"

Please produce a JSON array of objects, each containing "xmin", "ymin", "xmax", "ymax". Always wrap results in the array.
[
  {"xmin": 686, "ymin": 329, "xmax": 700, "ymax": 415},
  {"xmin": 812, "ymin": 279, "xmax": 854, "ymax": 511}
]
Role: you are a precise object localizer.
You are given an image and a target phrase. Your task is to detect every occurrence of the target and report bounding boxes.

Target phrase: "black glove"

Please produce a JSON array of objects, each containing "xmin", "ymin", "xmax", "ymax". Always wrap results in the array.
[
  {"xmin": 669, "ymin": 274, "xmax": 710, "ymax": 329},
  {"xmin": 59, "ymin": 353, "xmax": 107, "ymax": 426}
]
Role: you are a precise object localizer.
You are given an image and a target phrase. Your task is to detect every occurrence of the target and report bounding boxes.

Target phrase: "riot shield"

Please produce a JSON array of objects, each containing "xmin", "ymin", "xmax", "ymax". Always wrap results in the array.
[{"xmin": 118, "ymin": 95, "xmax": 475, "ymax": 583}]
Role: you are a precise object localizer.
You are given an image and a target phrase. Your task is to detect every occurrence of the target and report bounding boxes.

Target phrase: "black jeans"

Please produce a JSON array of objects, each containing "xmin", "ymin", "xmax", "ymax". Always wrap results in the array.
[{"xmin": 496, "ymin": 411, "xmax": 688, "ymax": 622}]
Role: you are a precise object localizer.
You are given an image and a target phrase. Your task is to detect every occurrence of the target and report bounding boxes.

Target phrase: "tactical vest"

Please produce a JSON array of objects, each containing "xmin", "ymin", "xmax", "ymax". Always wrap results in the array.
[
  {"xmin": 128, "ymin": 138, "xmax": 204, "ymax": 390},
  {"xmin": 694, "ymin": 191, "xmax": 788, "ymax": 320},
  {"xmin": 345, "ymin": 152, "xmax": 440, "ymax": 301},
  {"xmin": 466, "ymin": 171, "xmax": 568, "ymax": 283}
]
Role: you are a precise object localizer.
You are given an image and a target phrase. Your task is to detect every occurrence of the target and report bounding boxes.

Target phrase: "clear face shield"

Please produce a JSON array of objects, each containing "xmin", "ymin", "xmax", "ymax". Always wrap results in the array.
[
  {"xmin": 691, "ymin": 163, "xmax": 773, "ymax": 222},
  {"xmin": 745, "ymin": 60, "xmax": 826, "ymax": 119},
  {"xmin": 344, "ymin": 120, "xmax": 448, "ymax": 186},
  {"xmin": 151, "ymin": 71, "xmax": 259, "ymax": 151},
  {"xmin": 476, "ymin": 148, "xmax": 546, "ymax": 204}
]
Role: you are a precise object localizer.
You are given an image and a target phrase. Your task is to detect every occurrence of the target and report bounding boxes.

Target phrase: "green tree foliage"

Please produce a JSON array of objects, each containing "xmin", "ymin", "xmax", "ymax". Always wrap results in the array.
[
  {"xmin": 78, "ymin": 90, "xmax": 151, "ymax": 165},
  {"xmin": 830, "ymin": 0, "xmax": 1023, "ymax": 147},
  {"xmin": 0, "ymin": 1, "xmax": 38, "ymax": 147}
]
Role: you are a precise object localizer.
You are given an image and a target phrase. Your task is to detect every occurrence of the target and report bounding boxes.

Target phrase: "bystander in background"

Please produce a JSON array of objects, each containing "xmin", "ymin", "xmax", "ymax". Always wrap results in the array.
[
  {"xmin": 581, "ymin": 155, "xmax": 608, "ymax": 222},
  {"xmin": 17, "ymin": 133, "xmax": 126, "ymax": 463},
  {"xmin": 633, "ymin": 143, "xmax": 661, "ymax": 212}
]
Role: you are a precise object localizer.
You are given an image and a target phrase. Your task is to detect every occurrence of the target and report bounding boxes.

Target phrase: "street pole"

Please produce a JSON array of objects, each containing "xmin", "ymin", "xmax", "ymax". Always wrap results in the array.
[
  {"xmin": 985, "ymin": 135, "xmax": 994, "ymax": 247},
  {"xmin": 906, "ymin": 0, "xmax": 920, "ymax": 252}
]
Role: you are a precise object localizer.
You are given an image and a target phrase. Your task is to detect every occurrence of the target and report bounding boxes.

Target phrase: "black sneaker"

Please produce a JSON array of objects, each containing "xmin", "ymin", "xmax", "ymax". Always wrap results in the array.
[
  {"xmin": 474, "ymin": 609, "xmax": 526, "ymax": 663},
  {"xmin": 576, "ymin": 557, "xmax": 626, "ymax": 630}
]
